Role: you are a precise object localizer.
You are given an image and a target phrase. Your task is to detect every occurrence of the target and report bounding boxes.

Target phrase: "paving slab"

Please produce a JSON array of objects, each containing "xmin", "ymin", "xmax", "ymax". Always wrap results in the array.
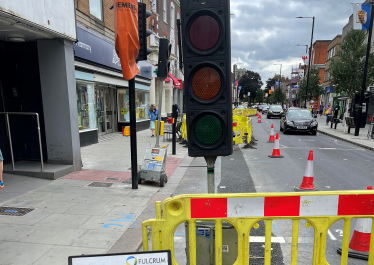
[
  {"xmin": 0, "ymin": 210, "xmax": 51, "ymax": 225},
  {"xmin": 0, "ymin": 223, "xmax": 36, "ymax": 241},
  {"xmin": 71, "ymin": 229, "xmax": 123, "ymax": 249},
  {"xmin": 37, "ymin": 192, "xmax": 81, "ymax": 202},
  {"xmin": 66, "ymin": 203, "xmax": 114, "ymax": 216},
  {"xmin": 79, "ymin": 215, "xmax": 132, "ymax": 231},
  {"xmin": 34, "ymin": 213, "xmax": 91, "ymax": 229},
  {"xmin": 33, "ymin": 200, "xmax": 77, "ymax": 214},
  {"xmin": 20, "ymin": 226, "xmax": 87, "ymax": 245},
  {"xmin": 32, "ymin": 245, "xmax": 106, "ymax": 265},
  {"xmin": 0, "ymin": 241, "xmax": 53, "ymax": 265}
]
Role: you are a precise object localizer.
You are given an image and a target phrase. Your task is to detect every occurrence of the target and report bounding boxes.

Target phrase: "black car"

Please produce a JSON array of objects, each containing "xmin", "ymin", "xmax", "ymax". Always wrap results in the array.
[
  {"xmin": 267, "ymin": 105, "xmax": 283, "ymax": 119},
  {"xmin": 280, "ymin": 108, "xmax": 318, "ymax": 135}
]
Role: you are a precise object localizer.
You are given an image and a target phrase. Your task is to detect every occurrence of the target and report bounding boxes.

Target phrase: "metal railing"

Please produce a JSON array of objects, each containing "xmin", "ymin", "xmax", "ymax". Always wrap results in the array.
[{"xmin": 0, "ymin": 112, "xmax": 44, "ymax": 172}]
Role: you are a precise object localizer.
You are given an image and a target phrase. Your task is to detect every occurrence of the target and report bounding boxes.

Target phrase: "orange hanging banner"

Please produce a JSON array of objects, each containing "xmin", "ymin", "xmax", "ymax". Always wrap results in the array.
[{"xmin": 114, "ymin": 0, "xmax": 140, "ymax": 80}]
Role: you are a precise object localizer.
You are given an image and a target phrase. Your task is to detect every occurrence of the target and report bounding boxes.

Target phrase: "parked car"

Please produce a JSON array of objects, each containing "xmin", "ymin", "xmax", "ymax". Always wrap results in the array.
[
  {"xmin": 257, "ymin": 104, "xmax": 267, "ymax": 112},
  {"xmin": 267, "ymin": 105, "xmax": 283, "ymax": 119},
  {"xmin": 235, "ymin": 105, "xmax": 246, "ymax": 110},
  {"xmin": 262, "ymin": 106, "xmax": 269, "ymax": 114},
  {"xmin": 280, "ymin": 108, "xmax": 318, "ymax": 135}
]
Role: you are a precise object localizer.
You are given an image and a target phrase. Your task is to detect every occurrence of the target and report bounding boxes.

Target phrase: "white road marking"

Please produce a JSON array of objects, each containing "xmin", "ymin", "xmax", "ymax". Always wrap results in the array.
[
  {"xmin": 219, "ymin": 186, "xmax": 226, "ymax": 189},
  {"xmin": 343, "ymin": 159, "xmax": 348, "ymax": 161},
  {"xmin": 319, "ymin": 148, "xmax": 337, "ymax": 150},
  {"xmin": 250, "ymin": 236, "xmax": 286, "ymax": 243},
  {"xmin": 335, "ymin": 229, "xmax": 343, "ymax": 237},
  {"xmin": 325, "ymin": 186, "xmax": 331, "ymax": 188},
  {"xmin": 327, "ymin": 229, "xmax": 337, "ymax": 240}
]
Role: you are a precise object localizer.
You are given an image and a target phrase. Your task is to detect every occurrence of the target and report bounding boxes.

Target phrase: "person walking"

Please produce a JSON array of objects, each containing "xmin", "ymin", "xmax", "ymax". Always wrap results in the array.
[
  {"xmin": 319, "ymin": 103, "xmax": 324, "ymax": 117},
  {"xmin": 326, "ymin": 103, "xmax": 332, "ymax": 125},
  {"xmin": 0, "ymin": 150, "xmax": 4, "ymax": 192},
  {"xmin": 148, "ymin": 104, "xmax": 158, "ymax": 137},
  {"xmin": 334, "ymin": 103, "xmax": 340, "ymax": 120}
]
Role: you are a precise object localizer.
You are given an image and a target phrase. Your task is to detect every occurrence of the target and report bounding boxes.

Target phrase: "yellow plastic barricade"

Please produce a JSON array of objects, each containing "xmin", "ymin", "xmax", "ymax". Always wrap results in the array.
[
  {"xmin": 143, "ymin": 191, "xmax": 374, "ymax": 265},
  {"xmin": 155, "ymin": 120, "xmax": 164, "ymax": 136},
  {"xmin": 181, "ymin": 115, "xmax": 187, "ymax": 141},
  {"xmin": 232, "ymin": 116, "xmax": 243, "ymax": 145}
]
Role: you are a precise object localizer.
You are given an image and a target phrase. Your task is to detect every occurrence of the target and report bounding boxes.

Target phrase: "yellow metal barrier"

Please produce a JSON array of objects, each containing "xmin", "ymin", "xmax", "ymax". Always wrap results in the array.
[{"xmin": 142, "ymin": 191, "xmax": 374, "ymax": 265}]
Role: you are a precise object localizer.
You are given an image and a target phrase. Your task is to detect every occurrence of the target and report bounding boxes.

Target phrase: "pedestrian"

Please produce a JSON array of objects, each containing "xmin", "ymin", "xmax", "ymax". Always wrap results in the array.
[
  {"xmin": 326, "ymin": 103, "xmax": 332, "ymax": 125},
  {"xmin": 283, "ymin": 103, "xmax": 286, "ymax": 111},
  {"xmin": 319, "ymin": 103, "xmax": 324, "ymax": 117},
  {"xmin": 148, "ymin": 104, "xmax": 158, "ymax": 137},
  {"xmin": 334, "ymin": 103, "xmax": 340, "ymax": 119},
  {"xmin": 0, "ymin": 149, "xmax": 4, "ymax": 192}
]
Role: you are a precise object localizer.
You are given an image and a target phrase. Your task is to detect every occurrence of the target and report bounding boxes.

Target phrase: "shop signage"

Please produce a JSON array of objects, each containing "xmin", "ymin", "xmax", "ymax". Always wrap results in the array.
[
  {"xmin": 75, "ymin": 28, "xmax": 122, "ymax": 71},
  {"xmin": 121, "ymin": 108, "xmax": 128, "ymax": 114}
]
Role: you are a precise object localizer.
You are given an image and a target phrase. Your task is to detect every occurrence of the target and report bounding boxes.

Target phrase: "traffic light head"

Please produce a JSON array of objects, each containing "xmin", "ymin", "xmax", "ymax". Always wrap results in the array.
[
  {"xmin": 157, "ymin": 39, "xmax": 172, "ymax": 78},
  {"xmin": 181, "ymin": 0, "xmax": 232, "ymax": 157},
  {"xmin": 137, "ymin": 3, "xmax": 153, "ymax": 62}
]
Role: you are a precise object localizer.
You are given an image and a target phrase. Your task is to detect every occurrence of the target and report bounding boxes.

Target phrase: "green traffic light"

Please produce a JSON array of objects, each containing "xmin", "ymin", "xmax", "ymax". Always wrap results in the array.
[{"xmin": 194, "ymin": 115, "xmax": 223, "ymax": 145}]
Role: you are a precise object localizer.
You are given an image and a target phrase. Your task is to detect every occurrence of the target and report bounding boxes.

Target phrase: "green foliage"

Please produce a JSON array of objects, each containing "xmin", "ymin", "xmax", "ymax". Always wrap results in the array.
[
  {"xmin": 265, "ymin": 74, "xmax": 281, "ymax": 91},
  {"xmin": 329, "ymin": 29, "xmax": 374, "ymax": 98},
  {"xmin": 297, "ymin": 66, "xmax": 323, "ymax": 102},
  {"xmin": 268, "ymin": 88, "xmax": 286, "ymax": 104},
  {"xmin": 255, "ymin": 89, "xmax": 265, "ymax": 103},
  {"xmin": 238, "ymin": 70, "xmax": 263, "ymax": 101}
]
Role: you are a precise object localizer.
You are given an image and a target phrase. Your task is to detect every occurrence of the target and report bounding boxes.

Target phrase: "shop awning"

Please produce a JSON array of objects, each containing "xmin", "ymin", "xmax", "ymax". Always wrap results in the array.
[{"xmin": 168, "ymin": 73, "xmax": 182, "ymax": 90}]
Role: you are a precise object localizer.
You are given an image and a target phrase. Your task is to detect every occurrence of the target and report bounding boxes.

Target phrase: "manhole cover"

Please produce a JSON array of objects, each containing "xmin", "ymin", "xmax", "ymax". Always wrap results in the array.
[
  {"xmin": 0, "ymin": 207, "xmax": 34, "ymax": 216},
  {"xmin": 105, "ymin": 177, "xmax": 119, "ymax": 181},
  {"xmin": 88, "ymin": 182, "xmax": 113, "ymax": 188}
]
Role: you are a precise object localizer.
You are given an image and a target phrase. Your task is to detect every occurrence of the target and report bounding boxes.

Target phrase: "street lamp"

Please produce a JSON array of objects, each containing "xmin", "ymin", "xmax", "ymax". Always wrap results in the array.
[
  {"xmin": 233, "ymin": 62, "xmax": 243, "ymax": 106},
  {"xmin": 296, "ymin": 44, "xmax": 308, "ymax": 78},
  {"xmin": 296, "ymin": 16, "xmax": 315, "ymax": 108},
  {"xmin": 273, "ymin": 64, "xmax": 282, "ymax": 105}
]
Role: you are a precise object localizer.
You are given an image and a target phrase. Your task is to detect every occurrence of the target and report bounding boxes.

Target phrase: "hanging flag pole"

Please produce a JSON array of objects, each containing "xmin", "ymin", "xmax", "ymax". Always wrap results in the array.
[{"xmin": 354, "ymin": 2, "xmax": 373, "ymax": 136}]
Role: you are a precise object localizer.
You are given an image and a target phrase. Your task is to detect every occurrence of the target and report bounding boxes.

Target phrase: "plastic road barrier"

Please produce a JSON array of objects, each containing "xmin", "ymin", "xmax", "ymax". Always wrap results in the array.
[{"xmin": 142, "ymin": 190, "xmax": 374, "ymax": 265}]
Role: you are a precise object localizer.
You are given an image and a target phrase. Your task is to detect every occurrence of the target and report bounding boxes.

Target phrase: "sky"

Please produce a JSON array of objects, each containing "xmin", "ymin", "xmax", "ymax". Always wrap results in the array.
[{"xmin": 230, "ymin": 0, "xmax": 358, "ymax": 88}]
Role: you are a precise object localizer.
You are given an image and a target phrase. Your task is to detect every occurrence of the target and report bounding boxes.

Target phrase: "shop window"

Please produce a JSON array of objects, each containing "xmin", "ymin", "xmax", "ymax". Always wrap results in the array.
[
  {"xmin": 163, "ymin": 0, "xmax": 167, "ymax": 23},
  {"xmin": 90, "ymin": 0, "xmax": 103, "ymax": 20},
  {"xmin": 118, "ymin": 89, "xmax": 150, "ymax": 122},
  {"xmin": 77, "ymin": 82, "xmax": 97, "ymax": 131}
]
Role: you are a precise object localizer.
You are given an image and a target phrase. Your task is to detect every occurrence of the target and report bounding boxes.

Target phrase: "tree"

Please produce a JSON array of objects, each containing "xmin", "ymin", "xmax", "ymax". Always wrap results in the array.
[
  {"xmin": 329, "ymin": 29, "xmax": 374, "ymax": 98},
  {"xmin": 297, "ymin": 66, "xmax": 323, "ymax": 103},
  {"xmin": 265, "ymin": 74, "xmax": 281, "ymax": 90},
  {"xmin": 238, "ymin": 70, "xmax": 263, "ymax": 103},
  {"xmin": 269, "ymin": 87, "xmax": 286, "ymax": 104},
  {"xmin": 255, "ymin": 89, "xmax": 265, "ymax": 104}
]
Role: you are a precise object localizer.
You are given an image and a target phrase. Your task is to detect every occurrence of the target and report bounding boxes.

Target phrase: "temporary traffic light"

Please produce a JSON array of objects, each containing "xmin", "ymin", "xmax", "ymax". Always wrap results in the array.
[
  {"xmin": 137, "ymin": 3, "xmax": 153, "ymax": 62},
  {"xmin": 181, "ymin": 0, "xmax": 232, "ymax": 157},
  {"xmin": 157, "ymin": 39, "xmax": 172, "ymax": 78}
]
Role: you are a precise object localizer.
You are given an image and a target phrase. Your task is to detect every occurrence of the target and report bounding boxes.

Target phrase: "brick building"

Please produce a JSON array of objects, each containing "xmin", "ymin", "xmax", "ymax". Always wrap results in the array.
[
  {"xmin": 145, "ymin": 0, "xmax": 183, "ymax": 117},
  {"xmin": 322, "ymin": 35, "xmax": 342, "ymax": 109}
]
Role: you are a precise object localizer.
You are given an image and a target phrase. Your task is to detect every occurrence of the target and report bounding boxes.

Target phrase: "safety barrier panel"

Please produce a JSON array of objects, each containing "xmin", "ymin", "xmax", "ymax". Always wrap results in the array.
[
  {"xmin": 181, "ymin": 115, "xmax": 187, "ymax": 142},
  {"xmin": 142, "ymin": 191, "xmax": 374, "ymax": 265},
  {"xmin": 233, "ymin": 116, "xmax": 253, "ymax": 145}
]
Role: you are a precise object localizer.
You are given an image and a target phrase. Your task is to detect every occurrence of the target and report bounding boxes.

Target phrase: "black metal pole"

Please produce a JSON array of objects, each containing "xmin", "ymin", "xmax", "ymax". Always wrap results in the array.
[
  {"xmin": 172, "ymin": 104, "xmax": 177, "ymax": 155},
  {"xmin": 355, "ymin": 2, "xmax": 374, "ymax": 136},
  {"xmin": 305, "ymin": 17, "xmax": 315, "ymax": 108},
  {"xmin": 129, "ymin": 78, "xmax": 138, "ymax": 189}
]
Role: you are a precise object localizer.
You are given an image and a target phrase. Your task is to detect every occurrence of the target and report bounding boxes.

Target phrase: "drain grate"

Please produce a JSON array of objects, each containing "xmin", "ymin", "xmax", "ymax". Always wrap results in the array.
[
  {"xmin": 0, "ymin": 207, "xmax": 34, "ymax": 216},
  {"xmin": 105, "ymin": 177, "xmax": 119, "ymax": 181},
  {"xmin": 88, "ymin": 182, "xmax": 113, "ymax": 188}
]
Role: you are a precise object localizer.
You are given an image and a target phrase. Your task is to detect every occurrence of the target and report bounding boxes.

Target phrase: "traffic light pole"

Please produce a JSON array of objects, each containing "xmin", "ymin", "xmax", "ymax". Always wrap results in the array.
[
  {"xmin": 204, "ymin": 156, "xmax": 217, "ymax": 193},
  {"xmin": 355, "ymin": 2, "xmax": 373, "ymax": 136},
  {"xmin": 129, "ymin": 78, "xmax": 138, "ymax": 189},
  {"xmin": 155, "ymin": 78, "xmax": 164, "ymax": 147}
]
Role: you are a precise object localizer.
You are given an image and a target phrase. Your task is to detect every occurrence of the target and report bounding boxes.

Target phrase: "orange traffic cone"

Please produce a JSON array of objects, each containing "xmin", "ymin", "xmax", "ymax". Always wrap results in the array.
[
  {"xmin": 338, "ymin": 186, "xmax": 373, "ymax": 260},
  {"xmin": 295, "ymin": 150, "xmax": 318, "ymax": 191},
  {"xmin": 258, "ymin": 114, "xmax": 262, "ymax": 123},
  {"xmin": 256, "ymin": 112, "xmax": 258, "ymax": 116},
  {"xmin": 268, "ymin": 124, "xmax": 275, "ymax": 143},
  {"xmin": 268, "ymin": 133, "xmax": 283, "ymax": 158}
]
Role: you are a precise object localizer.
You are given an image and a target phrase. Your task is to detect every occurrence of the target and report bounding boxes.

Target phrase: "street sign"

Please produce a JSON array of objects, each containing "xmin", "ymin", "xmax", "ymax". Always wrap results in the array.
[{"xmin": 69, "ymin": 250, "xmax": 172, "ymax": 265}]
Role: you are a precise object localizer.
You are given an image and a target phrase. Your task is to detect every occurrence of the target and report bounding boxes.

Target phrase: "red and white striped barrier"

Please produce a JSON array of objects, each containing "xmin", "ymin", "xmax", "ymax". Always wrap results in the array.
[
  {"xmin": 190, "ymin": 194, "xmax": 374, "ymax": 218},
  {"xmin": 295, "ymin": 150, "xmax": 317, "ymax": 191},
  {"xmin": 268, "ymin": 124, "xmax": 275, "ymax": 142},
  {"xmin": 269, "ymin": 133, "xmax": 283, "ymax": 158}
]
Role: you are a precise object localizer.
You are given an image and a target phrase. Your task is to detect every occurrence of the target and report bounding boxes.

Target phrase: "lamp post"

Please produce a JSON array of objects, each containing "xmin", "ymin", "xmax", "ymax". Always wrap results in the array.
[
  {"xmin": 233, "ymin": 62, "xmax": 243, "ymax": 107},
  {"xmin": 273, "ymin": 64, "xmax": 282, "ymax": 104},
  {"xmin": 296, "ymin": 44, "xmax": 308, "ymax": 78},
  {"xmin": 296, "ymin": 16, "xmax": 315, "ymax": 108}
]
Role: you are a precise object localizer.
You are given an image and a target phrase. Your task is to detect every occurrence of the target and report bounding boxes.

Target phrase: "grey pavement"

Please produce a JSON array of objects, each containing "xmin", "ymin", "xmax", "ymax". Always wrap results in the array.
[
  {"xmin": 0, "ymin": 129, "xmax": 190, "ymax": 265},
  {"xmin": 316, "ymin": 115, "xmax": 374, "ymax": 150}
]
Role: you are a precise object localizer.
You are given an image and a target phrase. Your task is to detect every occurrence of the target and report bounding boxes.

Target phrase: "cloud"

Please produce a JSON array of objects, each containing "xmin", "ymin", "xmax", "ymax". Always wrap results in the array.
[{"xmin": 230, "ymin": 0, "xmax": 356, "ymax": 87}]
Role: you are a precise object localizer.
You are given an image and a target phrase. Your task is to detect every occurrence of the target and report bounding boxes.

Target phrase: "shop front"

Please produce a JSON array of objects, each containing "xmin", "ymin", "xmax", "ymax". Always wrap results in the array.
[{"xmin": 74, "ymin": 27, "xmax": 151, "ymax": 147}]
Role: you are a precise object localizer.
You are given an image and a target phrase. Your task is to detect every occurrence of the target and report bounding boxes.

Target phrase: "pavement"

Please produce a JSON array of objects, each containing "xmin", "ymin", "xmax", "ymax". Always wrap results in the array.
[
  {"xmin": 316, "ymin": 115, "xmax": 374, "ymax": 151},
  {"xmin": 1, "ymin": 116, "xmax": 373, "ymax": 264},
  {"xmin": 0, "ymin": 130, "xmax": 189, "ymax": 265}
]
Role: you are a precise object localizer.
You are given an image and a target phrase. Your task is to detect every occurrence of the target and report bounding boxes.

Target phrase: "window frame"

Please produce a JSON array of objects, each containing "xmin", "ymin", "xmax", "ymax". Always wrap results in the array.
[
  {"xmin": 89, "ymin": 0, "xmax": 103, "ymax": 20},
  {"xmin": 163, "ymin": 0, "xmax": 167, "ymax": 23}
]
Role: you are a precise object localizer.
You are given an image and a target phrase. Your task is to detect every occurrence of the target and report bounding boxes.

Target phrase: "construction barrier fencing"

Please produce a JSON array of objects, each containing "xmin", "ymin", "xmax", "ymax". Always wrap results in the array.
[{"xmin": 142, "ymin": 191, "xmax": 374, "ymax": 265}]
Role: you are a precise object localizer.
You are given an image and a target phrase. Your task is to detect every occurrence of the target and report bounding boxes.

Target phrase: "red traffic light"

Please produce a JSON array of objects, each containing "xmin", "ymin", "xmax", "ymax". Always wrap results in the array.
[{"xmin": 189, "ymin": 15, "xmax": 220, "ymax": 51}]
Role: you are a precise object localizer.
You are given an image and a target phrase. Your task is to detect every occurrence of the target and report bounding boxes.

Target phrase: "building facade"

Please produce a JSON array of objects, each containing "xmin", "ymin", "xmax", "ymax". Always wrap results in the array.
[
  {"xmin": 75, "ymin": 0, "xmax": 153, "ymax": 147},
  {"xmin": 0, "ymin": 0, "xmax": 81, "ymax": 178},
  {"xmin": 322, "ymin": 35, "xmax": 342, "ymax": 109},
  {"xmin": 145, "ymin": 0, "xmax": 183, "ymax": 117}
]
